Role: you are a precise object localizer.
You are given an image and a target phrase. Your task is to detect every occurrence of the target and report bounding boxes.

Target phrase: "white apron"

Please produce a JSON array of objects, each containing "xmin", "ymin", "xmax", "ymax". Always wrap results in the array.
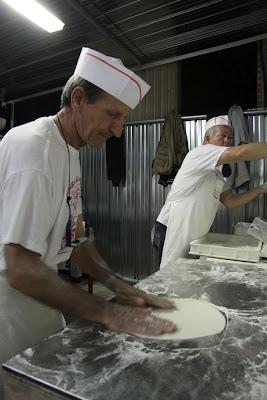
[{"xmin": 0, "ymin": 271, "xmax": 65, "ymax": 398}]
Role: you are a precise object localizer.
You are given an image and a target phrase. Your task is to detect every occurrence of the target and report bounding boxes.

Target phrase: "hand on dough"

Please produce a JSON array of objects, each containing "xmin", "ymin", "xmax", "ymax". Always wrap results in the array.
[
  {"xmin": 107, "ymin": 276, "xmax": 176, "ymax": 309},
  {"xmin": 259, "ymin": 182, "xmax": 267, "ymax": 193},
  {"xmin": 105, "ymin": 303, "xmax": 178, "ymax": 336}
]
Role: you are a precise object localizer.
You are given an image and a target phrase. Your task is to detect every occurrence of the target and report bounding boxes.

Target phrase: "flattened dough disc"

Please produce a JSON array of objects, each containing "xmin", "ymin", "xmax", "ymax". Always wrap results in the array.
[{"xmin": 136, "ymin": 298, "xmax": 227, "ymax": 340}]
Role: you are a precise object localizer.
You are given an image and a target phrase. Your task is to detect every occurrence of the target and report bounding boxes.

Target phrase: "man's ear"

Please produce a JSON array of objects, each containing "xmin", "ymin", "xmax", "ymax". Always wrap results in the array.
[
  {"xmin": 70, "ymin": 87, "xmax": 85, "ymax": 111},
  {"xmin": 204, "ymin": 135, "xmax": 209, "ymax": 144}
]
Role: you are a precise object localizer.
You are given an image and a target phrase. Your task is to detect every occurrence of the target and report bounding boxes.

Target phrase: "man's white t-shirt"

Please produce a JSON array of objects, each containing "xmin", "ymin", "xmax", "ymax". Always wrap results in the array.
[
  {"xmin": 157, "ymin": 144, "xmax": 228, "ymax": 268},
  {"xmin": 0, "ymin": 116, "xmax": 82, "ymax": 379},
  {"xmin": 0, "ymin": 116, "xmax": 82, "ymax": 270}
]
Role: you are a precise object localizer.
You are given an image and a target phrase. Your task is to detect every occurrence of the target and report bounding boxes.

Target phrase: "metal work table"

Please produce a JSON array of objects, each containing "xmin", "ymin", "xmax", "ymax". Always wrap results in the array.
[{"xmin": 3, "ymin": 258, "xmax": 267, "ymax": 400}]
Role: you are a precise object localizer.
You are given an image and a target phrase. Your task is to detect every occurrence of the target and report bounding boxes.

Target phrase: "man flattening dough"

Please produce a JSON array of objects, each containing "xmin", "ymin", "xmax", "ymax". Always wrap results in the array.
[
  {"xmin": 135, "ymin": 298, "xmax": 227, "ymax": 340},
  {"xmin": 0, "ymin": 47, "xmax": 176, "ymax": 395}
]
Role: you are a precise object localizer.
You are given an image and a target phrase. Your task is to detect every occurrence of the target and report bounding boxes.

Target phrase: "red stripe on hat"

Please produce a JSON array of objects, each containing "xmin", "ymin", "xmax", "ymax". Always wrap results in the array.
[
  {"xmin": 86, "ymin": 52, "xmax": 142, "ymax": 102},
  {"xmin": 216, "ymin": 116, "xmax": 228, "ymax": 124}
]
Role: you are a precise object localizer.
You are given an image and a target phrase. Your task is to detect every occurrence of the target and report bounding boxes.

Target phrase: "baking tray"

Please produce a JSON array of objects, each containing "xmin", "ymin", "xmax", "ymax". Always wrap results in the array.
[{"xmin": 189, "ymin": 232, "xmax": 262, "ymax": 262}]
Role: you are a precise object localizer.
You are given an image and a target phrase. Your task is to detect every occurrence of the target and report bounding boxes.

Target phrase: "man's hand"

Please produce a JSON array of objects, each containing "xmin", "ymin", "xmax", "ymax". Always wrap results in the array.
[
  {"xmin": 106, "ymin": 275, "xmax": 176, "ymax": 309},
  {"xmin": 258, "ymin": 182, "xmax": 267, "ymax": 194},
  {"xmin": 71, "ymin": 239, "xmax": 175, "ymax": 310},
  {"xmin": 5, "ymin": 244, "xmax": 177, "ymax": 337},
  {"xmin": 104, "ymin": 303, "xmax": 177, "ymax": 336}
]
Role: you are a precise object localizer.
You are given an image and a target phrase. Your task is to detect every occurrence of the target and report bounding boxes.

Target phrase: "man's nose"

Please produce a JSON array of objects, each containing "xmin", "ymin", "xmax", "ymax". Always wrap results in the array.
[{"xmin": 110, "ymin": 121, "xmax": 124, "ymax": 137}]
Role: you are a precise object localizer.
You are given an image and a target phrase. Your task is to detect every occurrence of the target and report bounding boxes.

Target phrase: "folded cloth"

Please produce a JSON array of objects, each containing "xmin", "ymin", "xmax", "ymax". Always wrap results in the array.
[
  {"xmin": 227, "ymin": 105, "xmax": 250, "ymax": 189},
  {"xmin": 152, "ymin": 111, "xmax": 188, "ymax": 180},
  {"xmin": 106, "ymin": 132, "xmax": 126, "ymax": 187}
]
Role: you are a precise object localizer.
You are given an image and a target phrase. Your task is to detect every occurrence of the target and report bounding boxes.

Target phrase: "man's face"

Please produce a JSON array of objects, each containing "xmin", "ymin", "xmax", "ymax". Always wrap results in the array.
[
  {"xmin": 208, "ymin": 125, "xmax": 233, "ymax": 147},
  {"xmin": 74, "ymin": 93, "xmax": 129, "ymax": 148}
]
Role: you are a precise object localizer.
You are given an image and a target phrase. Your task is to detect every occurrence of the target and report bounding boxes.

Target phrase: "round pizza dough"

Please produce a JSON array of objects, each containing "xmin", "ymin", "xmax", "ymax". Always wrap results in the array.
[{"xmin": 136, "ymin": 298, "xmax": 227, "ymax": 340}]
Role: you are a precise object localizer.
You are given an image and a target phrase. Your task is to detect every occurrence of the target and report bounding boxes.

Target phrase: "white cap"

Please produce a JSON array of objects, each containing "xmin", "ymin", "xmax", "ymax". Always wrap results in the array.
[
  {"xmin": 74, "ymin": 47, "xmax": 150, "ymax": 109},
  {"xmin": 205, "ymin": 115, "xmax": 232, "ymax": 133}
]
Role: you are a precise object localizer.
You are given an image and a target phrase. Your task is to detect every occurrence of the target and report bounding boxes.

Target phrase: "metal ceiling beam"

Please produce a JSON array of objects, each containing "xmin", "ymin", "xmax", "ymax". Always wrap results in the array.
[
  {"xmin": 107, "ymin": 0, "xmax": 225, "ymax": 27},
  {"xmin": 1, "ymin": 4, "xmax": 264, "ymax": 79},
  {"xmin": 112, "ymin": 0, "xmax": 259, "ymax": 35},
  {"xmin": 64, "ymin": 0, "xmax": 141, "ymax": 69},
  {"xmin": 4, "ymin": 33, "xmax": 266, "ymax": 105},
  {"xmin": 0, "ymin": 46, "xmax": 81, "ymax": 77},
  {"xmin": 139, "ymin": 11, "xmax": 267, "ymax": 53},
  {"xmin": 136, "ymin": 33, "xmax": 267, "ymax": 71}
]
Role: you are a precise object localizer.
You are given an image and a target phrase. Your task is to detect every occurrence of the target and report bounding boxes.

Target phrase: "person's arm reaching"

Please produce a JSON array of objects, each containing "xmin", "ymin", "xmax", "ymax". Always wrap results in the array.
[
  {"xmin": 72, "ymin": 216, "xmax": 175, "ymax": 309},
  {"xmin": 220, "ymin": 183, "xmax": 267, "ymax": 209},
  {"xmin": 5, "ymin": 244, "xmax": 177, "ymax": 336},
  {"xmin": 217, "ymin": 142, "xmax": 267, "ymax": 165},
  {"xmin": 71, "ymin": 237, "xmax": 175, "ymax": 309},
  {"xmin": 74, "ymin": 214, "xmax": 113, "ymax": 274}
]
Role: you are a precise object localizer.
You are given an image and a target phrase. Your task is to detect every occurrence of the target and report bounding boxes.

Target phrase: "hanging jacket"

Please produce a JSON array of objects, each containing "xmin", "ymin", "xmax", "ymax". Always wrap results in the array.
[
  {"xmin": 106, "ymin": 131, "xmax": 126, "ymax": 187},
  {"xmin": 227, "ymin": 105, "xmax": 250, "ymax": 189},
  {"xmin": 152, "ymin": 111, "xmax": 188, "ymax": 185}
]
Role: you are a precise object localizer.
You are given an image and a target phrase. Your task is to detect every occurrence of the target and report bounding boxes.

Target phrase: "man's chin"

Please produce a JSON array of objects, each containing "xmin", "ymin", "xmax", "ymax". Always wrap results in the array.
[{"xmin": 87, "ymin": 139, "xmax": 106, "ymax": 148}]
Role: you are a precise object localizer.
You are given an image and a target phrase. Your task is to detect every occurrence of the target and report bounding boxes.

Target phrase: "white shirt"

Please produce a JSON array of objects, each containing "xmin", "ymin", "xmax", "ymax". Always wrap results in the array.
[
  {"xmin": 0, "ymin": 116, "xmax": 82, "ymax": 270},
  {"xmin": 157, "ymin": 144, "xmax": 228, "ymax": 268}
]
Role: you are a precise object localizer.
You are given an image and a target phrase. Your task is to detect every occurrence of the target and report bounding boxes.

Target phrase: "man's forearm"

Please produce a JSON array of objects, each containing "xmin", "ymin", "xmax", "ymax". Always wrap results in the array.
[
  {"xmin": 220, "ymin": 187, "xmax": 262, "ymax": 209},
  {"xmin": 74, "ymin": 215, "xmax": 115, "ymax": 281},
  {"xmin": 71, "ymin": 240, "xmax": 117, "ymax": 286},
  {"xmin": 219, "ymin": 142, "xmax": 267, "ymax": 164},
  {"xmin": 238, "ymin": 143, "xmax": 267, "ymax": 161},
  {"xmin": 4, "ymin": 245, "xmax": 178, "ymax": 336},
  {"xmin": 5, "ymin": 244, "xmax": 111, "ymax": 323}
]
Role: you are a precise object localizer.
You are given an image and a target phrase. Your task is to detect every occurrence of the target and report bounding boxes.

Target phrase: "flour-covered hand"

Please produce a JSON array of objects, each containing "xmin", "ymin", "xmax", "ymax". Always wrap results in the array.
[
  {"xmin": 106, "ymin": 276, "xmax": 176, "ymax": 309},
  {"xmin": 259, "ymin": 182, "xmax": 267, "ymax": 193},
  {"xmin": 105, "ymin": 303, "xmax": 177, "ymax": 335}
]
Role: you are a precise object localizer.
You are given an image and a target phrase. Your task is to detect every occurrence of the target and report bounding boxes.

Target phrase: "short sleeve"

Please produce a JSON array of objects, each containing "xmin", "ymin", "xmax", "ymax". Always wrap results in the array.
[
  {"xmin": 222, "ymin": 179, "xmax": 232, "ymax": 193},
  {"xmin": 183, "ymin": 145, "xmax": 228, "ymax": 176},
  {"xmin": 1, "ymin": 170, "xmax": 54, "ymax": 256}
]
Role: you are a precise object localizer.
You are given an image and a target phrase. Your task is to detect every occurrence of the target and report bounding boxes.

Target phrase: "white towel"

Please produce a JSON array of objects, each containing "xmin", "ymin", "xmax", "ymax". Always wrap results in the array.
[{"xmin": 227, "ymin": 105, "xmax": 250, "ymax": 189}]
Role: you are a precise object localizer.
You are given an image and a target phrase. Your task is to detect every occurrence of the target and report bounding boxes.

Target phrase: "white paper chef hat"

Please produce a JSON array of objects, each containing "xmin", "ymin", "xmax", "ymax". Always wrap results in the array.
[
  {"xmin": 74, "ymin": 47, "xmax": 150, "ymax": 110},
  {"xmin": 205, "ymin": 115, "xmax": 232, "ymax": 132}
]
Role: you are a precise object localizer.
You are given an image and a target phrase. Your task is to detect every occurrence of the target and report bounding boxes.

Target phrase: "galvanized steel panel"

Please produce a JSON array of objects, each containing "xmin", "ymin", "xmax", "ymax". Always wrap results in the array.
[
  {"xmin": 81, "ymin": 112, "xmax": 267, "ymax": 279},
  {"xmin": 127, "ymin": 62, "xmax": 181, "ymax": 122},
  {"xmin": 2, "ymin": 0, "xmax": 267, "ymax": 100}
]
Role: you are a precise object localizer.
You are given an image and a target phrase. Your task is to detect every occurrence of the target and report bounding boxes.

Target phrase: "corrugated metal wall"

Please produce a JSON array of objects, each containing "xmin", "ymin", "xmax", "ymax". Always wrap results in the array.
[
  {"xmin": 80, "ymin": 122, "xmax": 165, "ymax": 279},
  {"xmin": 81, "ymin": 112, "xmax": 267, "ymax": 280},
  {"xmin": 213, "ymin": 113, "xmax": 267, "ymax": 234},
  {"xmin": 127, "ymin": 62, "xmax": 181, "ymax": 121}
]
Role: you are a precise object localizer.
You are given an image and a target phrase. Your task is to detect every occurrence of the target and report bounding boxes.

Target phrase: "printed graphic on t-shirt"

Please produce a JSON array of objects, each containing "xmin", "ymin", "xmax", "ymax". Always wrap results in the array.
[
  {"xmin": 213, "ymin": 178, "xmax": 224, "ymax": 200},
  {"xmin": 213, "ymin": 188, "xmax": 221, "ymax": 200},
  {"xmin": 60, "ymin": 175, "xmax": 81, "ymax": 249}
]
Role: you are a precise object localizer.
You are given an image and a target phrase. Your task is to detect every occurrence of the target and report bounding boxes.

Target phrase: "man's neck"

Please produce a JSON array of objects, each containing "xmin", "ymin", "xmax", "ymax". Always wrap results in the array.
[{"xmin": 54, "ymin": 109, "xmax": 81, "ymax": 149}]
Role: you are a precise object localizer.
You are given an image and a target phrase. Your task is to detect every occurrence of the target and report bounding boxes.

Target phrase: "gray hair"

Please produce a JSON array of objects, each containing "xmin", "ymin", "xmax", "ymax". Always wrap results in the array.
[
  {"xmin": 203, "ymin": 125, "xmax": 233, "ymax": 145},
  {"xmin": 61, "ymin": 75, "xmax": 105, "ymax": 108},
  {"xmin": 203, "ymin": 127, "xmax": 216, "ymax": 142}
]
